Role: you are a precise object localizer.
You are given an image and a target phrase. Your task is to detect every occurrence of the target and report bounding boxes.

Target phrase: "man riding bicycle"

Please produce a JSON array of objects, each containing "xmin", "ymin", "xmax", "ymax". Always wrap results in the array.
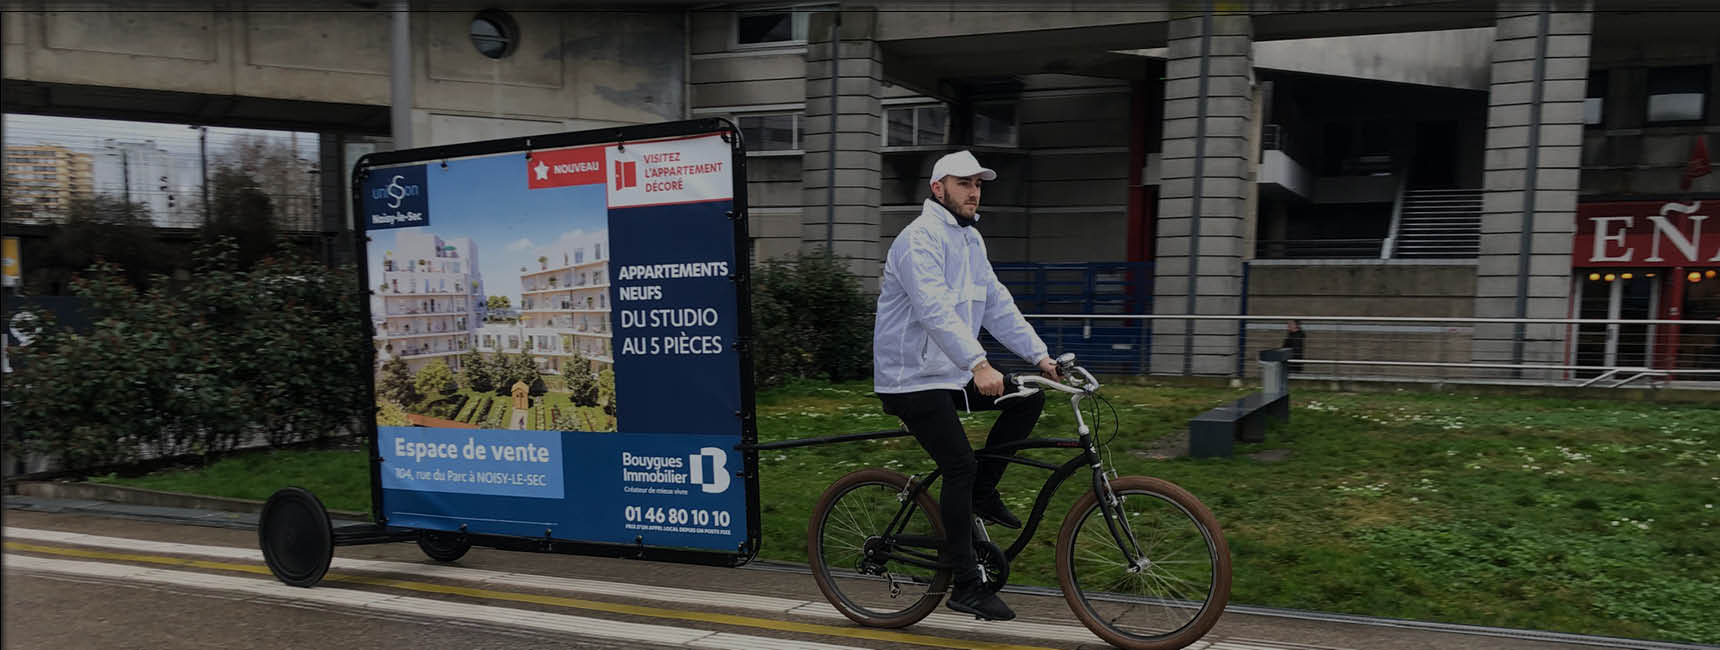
[{"xmin": 872, "ymin": 150, "xmax": 1060, "ymax": 622}]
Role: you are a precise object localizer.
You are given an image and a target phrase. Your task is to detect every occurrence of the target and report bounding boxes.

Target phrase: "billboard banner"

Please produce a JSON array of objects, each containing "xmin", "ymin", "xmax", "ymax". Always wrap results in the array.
[
  {"xmin": 353, "ymin": 121, "xmax": 755, "ymax": 563},
  {"xmin": 1574, "ymin": 200, "xmax": 1719, "ymax": 268}
]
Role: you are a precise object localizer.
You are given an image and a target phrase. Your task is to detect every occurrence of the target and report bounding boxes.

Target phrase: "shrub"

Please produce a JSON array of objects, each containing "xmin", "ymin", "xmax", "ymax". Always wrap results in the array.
[
  {"xmin": 454, "ymin": 393, "xmax": 481, "ymax": 423},
  {"xmin": 414, "ymin": 360, "xmax": 456, "ymax": 401},
  {"xmin": 2, "ymin": 238, "xmax": 370, "ymax": 469},
  {"xmin": 751, "ymin": 251, "xmax": 872, "ymax": 387}
]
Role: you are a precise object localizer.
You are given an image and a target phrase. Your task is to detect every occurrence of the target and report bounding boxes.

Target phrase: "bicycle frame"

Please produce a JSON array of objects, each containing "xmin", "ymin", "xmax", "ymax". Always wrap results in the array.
[{"xmin": 872, "ymin": 386, "xmax": 1148, "ymax": 576}]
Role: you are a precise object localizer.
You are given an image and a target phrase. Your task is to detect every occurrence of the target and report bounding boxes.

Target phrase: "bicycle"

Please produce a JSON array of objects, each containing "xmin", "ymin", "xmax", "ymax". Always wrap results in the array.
[{"xmin": 806, "ymin": 354, "xmax": 1232, "ymax": 650}]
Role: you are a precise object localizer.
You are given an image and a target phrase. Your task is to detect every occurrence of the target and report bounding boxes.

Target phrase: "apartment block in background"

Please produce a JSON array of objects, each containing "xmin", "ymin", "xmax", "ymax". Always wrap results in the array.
[
  {"xmin": 374, "ymin": 230, "xmax": 485, "ymax": 373},
  {"xmin": 517, "ymin": 231, "xmax": 613, "ymax": 376},
  {"xmin": 3, "ymin": 144, "xmax": 94, "ymax": 221}
]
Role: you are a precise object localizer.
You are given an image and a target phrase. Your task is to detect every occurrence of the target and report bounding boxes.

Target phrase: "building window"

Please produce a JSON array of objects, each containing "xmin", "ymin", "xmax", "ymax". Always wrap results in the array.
[
  {"xmin": 1584, "ymin": 70, "xmax": 1607, "ymax": 127},
  {"xmin": 469, "ymin": 10, "xmax": 519, "ymax": 59},
  {"xmin": 737, "ymin": 113, "xmax": 800, "ymax": 152},
  {"xmin": 594, "ymin": 243, "xmax": 602, "ymax": 259},
  {"xmin": 972, "ymin": 101, "xmax": 1019, "ymax": 147},
  {"xmin": 736, "ymin": 10, "xmax": 808, "ymax": 45},
  {"xmin": 1647, "ymin": 66, "xmax": 1708, "ymax": 124},
  {"xmin": 884, "ymin": 104, "xmax": 949, "ymax": 147}
]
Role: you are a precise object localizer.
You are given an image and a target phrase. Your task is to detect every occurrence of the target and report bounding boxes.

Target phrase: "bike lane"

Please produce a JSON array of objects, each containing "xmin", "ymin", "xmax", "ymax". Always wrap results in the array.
[{"xmin": 3, "ymin": 501, "xmax": 1695, "ymax": 650}]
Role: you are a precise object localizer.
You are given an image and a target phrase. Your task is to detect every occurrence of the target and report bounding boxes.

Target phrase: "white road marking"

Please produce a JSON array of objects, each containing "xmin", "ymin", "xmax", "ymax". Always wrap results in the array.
[
  {"xmin": 6, "ymin": 526, "xmax": 1324, "ymax": 650},
  {"xmin": 5, "ymin": 553, "xmax": 866, "ymax": 650}
]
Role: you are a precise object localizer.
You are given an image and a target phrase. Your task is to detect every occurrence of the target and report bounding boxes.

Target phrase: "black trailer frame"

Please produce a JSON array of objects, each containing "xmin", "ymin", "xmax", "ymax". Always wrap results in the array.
[{"xmin": 260, "ymin": 118, "xmax": 759, "ymax": 586}]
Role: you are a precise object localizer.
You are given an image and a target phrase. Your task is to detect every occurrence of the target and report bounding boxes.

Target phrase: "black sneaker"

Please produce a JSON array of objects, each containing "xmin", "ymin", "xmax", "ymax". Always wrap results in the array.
[
  {"xmin": 946, "ymin": 579, "xmax": 1016, "ymax": 621},
  {"xmin": 973, "ymin": 490, "xmax": 1022, "ymax": 529}
]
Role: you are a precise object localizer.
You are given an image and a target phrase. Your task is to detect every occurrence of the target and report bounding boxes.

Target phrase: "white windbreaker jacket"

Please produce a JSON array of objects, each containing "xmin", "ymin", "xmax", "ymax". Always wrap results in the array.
[{"xmin": 873, "ymin": 199, "xmax": 1049, "ymax": 394}]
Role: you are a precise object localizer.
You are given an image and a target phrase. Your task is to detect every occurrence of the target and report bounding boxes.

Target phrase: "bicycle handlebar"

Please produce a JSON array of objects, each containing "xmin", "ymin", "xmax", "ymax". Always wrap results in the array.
[{"xmin": 995, "ymin": 356, "xmax": 1100, "ymax": 405}]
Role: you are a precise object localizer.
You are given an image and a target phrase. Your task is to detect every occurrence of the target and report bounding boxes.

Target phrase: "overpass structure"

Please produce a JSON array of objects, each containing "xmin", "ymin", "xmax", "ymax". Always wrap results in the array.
[{"xmin": 6, "ymin": 1, "xmax": 1718, "ymax": 376}]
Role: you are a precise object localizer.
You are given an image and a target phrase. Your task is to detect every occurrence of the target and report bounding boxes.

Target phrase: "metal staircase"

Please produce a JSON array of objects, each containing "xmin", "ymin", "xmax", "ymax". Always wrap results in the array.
[{"xmin": 1388, "ymin": 189, "xmax": 1482, "ymax": 258}]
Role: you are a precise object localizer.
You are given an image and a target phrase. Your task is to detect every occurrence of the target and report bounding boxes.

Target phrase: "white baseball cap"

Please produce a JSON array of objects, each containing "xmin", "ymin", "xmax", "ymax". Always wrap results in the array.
[{"xmin": 928, "ymin": 150, "xmax": 997, "ymax": 186}]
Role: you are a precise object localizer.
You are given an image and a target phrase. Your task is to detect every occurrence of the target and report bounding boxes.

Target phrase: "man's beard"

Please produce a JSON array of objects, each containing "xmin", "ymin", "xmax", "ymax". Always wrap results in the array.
[{"xmin": 939, "ymin": 194, "xmax": 978, "ymax": 227}]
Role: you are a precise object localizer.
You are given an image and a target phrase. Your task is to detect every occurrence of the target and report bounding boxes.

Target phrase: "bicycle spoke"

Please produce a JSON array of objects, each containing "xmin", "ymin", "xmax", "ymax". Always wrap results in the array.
[
  {"xmin": 814, "ymin": 476, "xmax": 947, "ymax": 626},
  {"xmin": 1064, "ymin": 484, "xmax": 1224, "ymax": 645}
]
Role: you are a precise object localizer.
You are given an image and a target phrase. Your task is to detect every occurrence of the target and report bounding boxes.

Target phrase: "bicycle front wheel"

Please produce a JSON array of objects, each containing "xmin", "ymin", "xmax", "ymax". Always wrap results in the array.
[
  {"xmin": 808, "ymin": 468, "xmax": 951, "ymax": 628},
  {"xmin": 1056, "ymin": 476, "xmax": 1231, "ymax": 650}
]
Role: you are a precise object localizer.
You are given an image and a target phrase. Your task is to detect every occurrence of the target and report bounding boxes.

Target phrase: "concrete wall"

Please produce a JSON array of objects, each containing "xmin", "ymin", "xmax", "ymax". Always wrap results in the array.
[
  {"xmin": 871, "ymin": 75, "xmax": 1135, "ymax": 264},
  {"xmin": 2, "ymin": 4, "xmax": 685, "ymax": 146},
  {"xmin": 1245, "ymin": 260, "xmax": 1478, "ymax": 376},
  {"xmin": 1248, "ymin": 261, "xmax": 1478, "ymax": 317},
  {"xmin": 1132, "ymin": 27, "xmax": 1497, "ymax": 91},
  {"xmin": 688, "ymin": 8, "xmax": 815, "ymax": 263},
  {"xmin": 687, "ymin": 5, "xmax": 1142, "ymax": 269},
  {"xmin": 1581, "ymin": 12, "xmax": 1720, "ymax": 196},
  {"xmin": 870, "ymin": 5, "xmax": 1167, "ymax": 42}
]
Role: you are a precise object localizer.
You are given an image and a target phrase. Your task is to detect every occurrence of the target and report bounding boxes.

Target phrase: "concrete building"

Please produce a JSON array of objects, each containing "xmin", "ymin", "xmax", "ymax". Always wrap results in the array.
[
  {"xmin": 2, "ymin": 144, "xmax": 93, "ymax": 221},
  {"xmin": 90, "ymin": 139, "xmax": 196, "ymax": 228},
  {"xmin": 8, "ymin": 2, "xmax": 1717, "ymax": 376},
  {"xmin": 373, "ymin": 230, "xmax": 483, "ymax": 373}
]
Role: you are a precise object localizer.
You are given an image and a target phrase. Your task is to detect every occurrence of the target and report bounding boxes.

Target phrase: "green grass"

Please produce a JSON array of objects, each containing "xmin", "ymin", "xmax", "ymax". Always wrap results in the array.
[
  {"xmin": 98, "ymin": 380, "xmax": 1720, "ymax": 643},
  {"xmin": 92, "ymin": 448, "xmax": 372, "ymax": 513}
]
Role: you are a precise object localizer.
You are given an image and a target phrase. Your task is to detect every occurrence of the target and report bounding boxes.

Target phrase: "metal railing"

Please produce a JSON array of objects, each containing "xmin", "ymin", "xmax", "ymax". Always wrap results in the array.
[
  {"xmin": 979, "ymin": 314, "xmax": 1720, "ymax": 389},
  {"xmin": 1389, "ymin": 189, "xmax": 1483, "ymax": 259},
  {"xmin": 1254, "ymin": 238, "xmax": 1386, "ymax": 259}
]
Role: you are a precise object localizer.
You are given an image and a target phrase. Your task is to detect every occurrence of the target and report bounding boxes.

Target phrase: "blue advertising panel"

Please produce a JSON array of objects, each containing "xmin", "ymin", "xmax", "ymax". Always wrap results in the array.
[{"xmin": 353, "ymin": 122, "xmax": 755, "ymax": 563}]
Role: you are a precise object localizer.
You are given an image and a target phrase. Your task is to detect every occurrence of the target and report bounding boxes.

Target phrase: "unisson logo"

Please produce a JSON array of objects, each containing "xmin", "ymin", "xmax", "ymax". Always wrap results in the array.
[
  {"xmin": 620, "ymin": 447, "xmax": 731, "ymax": 494},
  {"xmin": 377, "ymin": 174, "xmax": 419, "ymax": 209},
  {"xmin": 365, "ymin": 165, "xmax": 429, "ymax": 229}
]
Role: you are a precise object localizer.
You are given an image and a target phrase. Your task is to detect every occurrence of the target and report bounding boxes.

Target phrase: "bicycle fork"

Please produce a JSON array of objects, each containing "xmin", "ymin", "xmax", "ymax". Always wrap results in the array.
[
  {"xmin": 1095, "ymin": 470, "xmax": 1150, "ymax": 573},
  {"xmin": 1068, "ymin": 386, "xmax": 1150, "ymax": 573}
]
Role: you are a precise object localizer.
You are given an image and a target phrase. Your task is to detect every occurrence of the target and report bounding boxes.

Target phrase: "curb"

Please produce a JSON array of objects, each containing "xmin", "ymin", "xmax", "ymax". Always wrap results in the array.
[{"xmin": 10, "ymin": 481, "xmax": 370, "ymax": 520}]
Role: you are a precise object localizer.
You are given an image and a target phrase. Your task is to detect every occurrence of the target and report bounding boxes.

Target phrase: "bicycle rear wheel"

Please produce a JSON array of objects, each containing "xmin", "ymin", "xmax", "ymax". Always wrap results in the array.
[
  {"xmin": 1056, "ymin": 476, "xmax": 1231, "ymax": 650},
  {"xmin": 808, "ymin": 468, "xmax": 951, "ymax": 628}
]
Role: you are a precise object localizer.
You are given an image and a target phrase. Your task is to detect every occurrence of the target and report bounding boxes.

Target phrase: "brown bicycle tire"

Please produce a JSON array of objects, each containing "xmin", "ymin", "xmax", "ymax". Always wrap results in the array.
[{"xmin": 1055, "ymin": 476, "xmax": 1232, "ymax": 650}]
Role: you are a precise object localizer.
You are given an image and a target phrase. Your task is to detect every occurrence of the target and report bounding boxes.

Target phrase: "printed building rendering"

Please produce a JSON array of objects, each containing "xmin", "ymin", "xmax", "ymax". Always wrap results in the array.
[{"xmin": 373, "ymin": 230, "xmax": 484, "ymax": 373}]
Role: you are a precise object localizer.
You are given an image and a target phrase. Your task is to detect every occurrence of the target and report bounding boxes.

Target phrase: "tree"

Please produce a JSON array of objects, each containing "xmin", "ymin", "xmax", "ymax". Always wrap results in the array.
[
  {"xmin": 379, "ymin": 357, "xmax": 420, "ymax": 406},
  {"xmin": 596, "ymin": 367, "xmax": 616, "ymax": 416},
  {"xmin": 486, "ymin": 295, "xmax": 510, "ymax": 311},
  {"xmin": 201, "ymin": 165, "xmax": 279, "ymax": 269},
  {"xmin": 212, "ymin": 132, "xmax": 316, "ymax": 230},
  {"xmin": 414, "ymin": 359, "xmax": 455, "ymax": 401},
  {"xmin": 26, "ymin": 195, "xmax": 174, "ymax": 294},
  {"xmin": 502, "ymin": 350, "xmax": 540, "ymax": 395},
  {"xmin": 458, "ymin": 351, "xmax": 494, "ymax": 393}
]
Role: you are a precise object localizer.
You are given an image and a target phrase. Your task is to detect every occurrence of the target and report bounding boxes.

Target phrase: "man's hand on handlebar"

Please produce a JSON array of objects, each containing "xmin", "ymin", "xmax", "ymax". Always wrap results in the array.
[
  {"xmin": 973, "ymin": 360, "xmax": 1006, "ymax": 397},
  {"xmin": 1036, "ymin": 356, "xmax": 1061, "ymax": 382}
]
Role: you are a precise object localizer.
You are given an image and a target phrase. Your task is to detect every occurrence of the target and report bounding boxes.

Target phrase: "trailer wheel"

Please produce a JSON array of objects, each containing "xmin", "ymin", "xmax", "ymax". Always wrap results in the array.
[{"xmin": 258, "ymin": 487, "xmax": 334, "ymax": 587}]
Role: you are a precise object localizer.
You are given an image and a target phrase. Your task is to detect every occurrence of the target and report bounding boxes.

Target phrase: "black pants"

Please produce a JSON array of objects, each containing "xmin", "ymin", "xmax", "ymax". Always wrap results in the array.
[{"xmin": 878, "ymin": 377, "xmax": 1045, "ymax": 583}]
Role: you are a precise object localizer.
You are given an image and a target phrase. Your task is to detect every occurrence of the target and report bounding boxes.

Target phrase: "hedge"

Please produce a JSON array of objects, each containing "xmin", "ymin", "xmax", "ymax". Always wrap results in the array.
[{"xmin": 2, "ymin": 239, "xmax": 371, "ymax": 470}]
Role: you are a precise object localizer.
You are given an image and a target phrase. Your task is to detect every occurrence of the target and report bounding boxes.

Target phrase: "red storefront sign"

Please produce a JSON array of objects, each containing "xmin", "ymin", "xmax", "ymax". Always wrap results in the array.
[{"xmin": 1574, "ymin": 200, "xmax": 1720, "ymax": 267}]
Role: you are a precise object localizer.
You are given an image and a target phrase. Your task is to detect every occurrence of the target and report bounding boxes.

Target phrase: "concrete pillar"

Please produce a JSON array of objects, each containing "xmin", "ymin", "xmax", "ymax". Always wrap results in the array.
[
  {"xmin": 318, "ymin": 132, "xmax": 353, "ymax": 267},
  {"xmin": 1472, "ymin": 3, "xmax": 1592, "ymax": 374},
  {"xmin": 802, "ymin": 9, "xmax": 883, "ymax": 284},
  {"xmin": 1150, "ymin": 10, "xmax": 1255, "ymax": 376}
]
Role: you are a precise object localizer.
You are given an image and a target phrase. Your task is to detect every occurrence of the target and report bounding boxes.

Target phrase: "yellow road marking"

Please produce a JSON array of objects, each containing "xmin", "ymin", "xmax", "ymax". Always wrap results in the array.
[{"xmin": 5, "ymin": 541, "xmax": 1061, "ymax": 650}]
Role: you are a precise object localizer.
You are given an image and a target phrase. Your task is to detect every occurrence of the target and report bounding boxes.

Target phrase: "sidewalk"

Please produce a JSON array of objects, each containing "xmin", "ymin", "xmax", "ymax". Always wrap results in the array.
[{"xmin": 5, "ymin": 490, "xmax": 1711, "ymax": 650}]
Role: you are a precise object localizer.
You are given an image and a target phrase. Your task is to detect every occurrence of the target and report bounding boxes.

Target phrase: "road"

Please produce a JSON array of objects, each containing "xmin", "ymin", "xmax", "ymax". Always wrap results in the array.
[{"xmin": 1, "ymin": 506, "xmax": 1690, "ymax": 650}]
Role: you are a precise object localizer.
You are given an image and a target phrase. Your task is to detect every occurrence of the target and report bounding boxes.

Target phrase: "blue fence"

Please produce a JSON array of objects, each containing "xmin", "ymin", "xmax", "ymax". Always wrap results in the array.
[{"xmin": 980, "ymin": 263, "xmax": 1154, "ymax": 375}]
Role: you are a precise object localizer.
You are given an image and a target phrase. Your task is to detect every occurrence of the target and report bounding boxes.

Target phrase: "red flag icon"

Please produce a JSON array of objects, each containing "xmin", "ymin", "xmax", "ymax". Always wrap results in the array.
[{"xmin": 1684, "ymin": 134, "xmax": 1711, "ymax": 191}]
